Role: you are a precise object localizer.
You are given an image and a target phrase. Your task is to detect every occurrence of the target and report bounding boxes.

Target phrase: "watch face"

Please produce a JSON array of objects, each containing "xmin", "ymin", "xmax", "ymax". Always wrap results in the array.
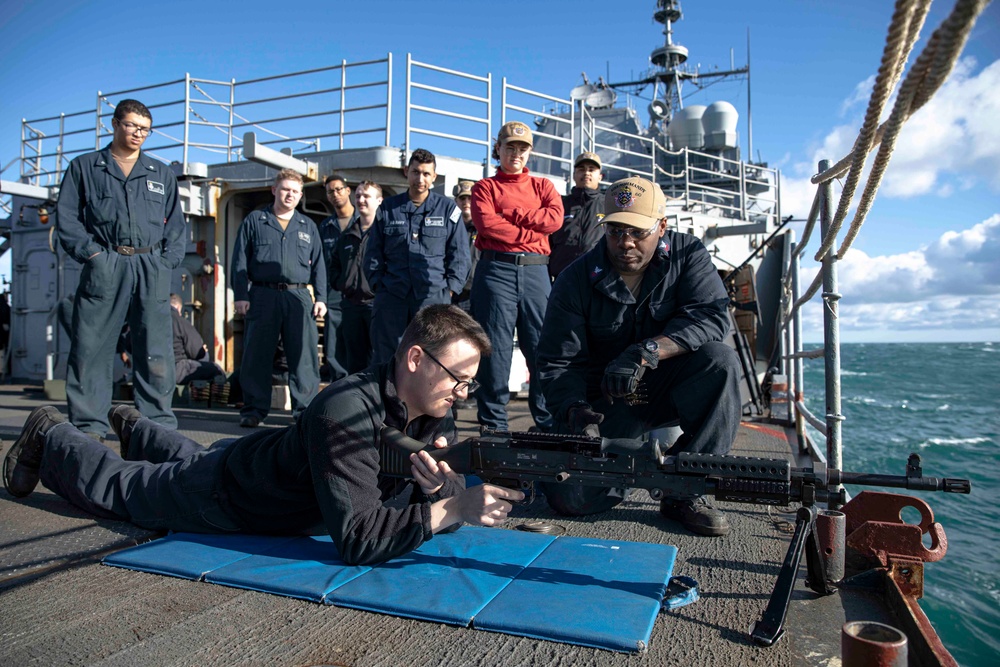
[{"xmin": 644, "ymin": 340, "xmax": 658, "ymax": 353}]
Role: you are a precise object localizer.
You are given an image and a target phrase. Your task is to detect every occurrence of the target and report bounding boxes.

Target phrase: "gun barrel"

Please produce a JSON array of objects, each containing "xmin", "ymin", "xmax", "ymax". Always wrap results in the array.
[{"xmin": 834, "ymin": 472, "xmax": 971, "ymax": 494}]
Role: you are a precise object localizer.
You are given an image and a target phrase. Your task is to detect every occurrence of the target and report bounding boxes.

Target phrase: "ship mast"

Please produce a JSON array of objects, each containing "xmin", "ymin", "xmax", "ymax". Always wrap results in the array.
[{"xmin": 609, "ymin": 1, "xmax": 750, "ymax": 135}]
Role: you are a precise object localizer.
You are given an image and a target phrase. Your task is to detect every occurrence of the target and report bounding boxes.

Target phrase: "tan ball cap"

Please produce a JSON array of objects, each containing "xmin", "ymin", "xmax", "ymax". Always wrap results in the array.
[
  {"xmin": 497, "ymin": 121, "xmax": 533, "ymax": 146},
  {"xmin": 602, "ymin": 177, "xmax": 668, "ymax": 228},
  {"xmin": 573, "ymin": 151, "xmax": 602, "ymax": 170},
  {"xmin": 453, "ymin": 180, "xmax": 475, "ymax": 198}
]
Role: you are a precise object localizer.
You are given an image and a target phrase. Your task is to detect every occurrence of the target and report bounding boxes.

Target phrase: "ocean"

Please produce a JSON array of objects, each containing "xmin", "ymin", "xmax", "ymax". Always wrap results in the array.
[{"xmin": 801, "ymin": 342, "xmax": 999, "ymax": 667}]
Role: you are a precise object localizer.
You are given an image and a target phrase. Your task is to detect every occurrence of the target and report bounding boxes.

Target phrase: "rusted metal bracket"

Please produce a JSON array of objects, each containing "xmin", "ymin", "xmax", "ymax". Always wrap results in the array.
[{"xmin": 841, "ymin": 491, "xmax": 949, "ymax": 599}]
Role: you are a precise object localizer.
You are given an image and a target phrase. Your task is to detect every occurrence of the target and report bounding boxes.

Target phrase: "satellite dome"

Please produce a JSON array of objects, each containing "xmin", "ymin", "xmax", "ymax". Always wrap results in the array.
[
  {"xmin": 667, "ymin": 105, "xmax": 706, "ymax": 149},
  {"xmin": 703, "ymin": 101, "xmax": 739, "ymax": 150}
]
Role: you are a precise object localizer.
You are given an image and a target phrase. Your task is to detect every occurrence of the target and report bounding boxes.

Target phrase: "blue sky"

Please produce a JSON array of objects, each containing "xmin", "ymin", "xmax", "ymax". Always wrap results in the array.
[{"xmin": 1, "ymin": 0, "xmax": 998, "ymax": 342}]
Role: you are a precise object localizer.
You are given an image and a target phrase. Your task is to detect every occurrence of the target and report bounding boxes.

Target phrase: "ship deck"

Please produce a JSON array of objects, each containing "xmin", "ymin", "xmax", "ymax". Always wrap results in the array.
[{"xmin": 0, "ymin": 384, "xmax": 889, "ymax": 667}]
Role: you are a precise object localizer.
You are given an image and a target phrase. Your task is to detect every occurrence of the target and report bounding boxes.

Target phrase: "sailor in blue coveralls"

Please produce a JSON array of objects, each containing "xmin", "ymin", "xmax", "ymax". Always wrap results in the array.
[
  {"xmin": 318, "ymin": 174, "xmax": 353, "ymax": 382},
  {"xmin": 231, "ymin": 169, "xmax": 327, "ymax": 427},
  {"xmin": 365, "ymin": 149, "xmax": 470, "ymax": 364},
  {"xmin": 56, "ymin": 99, "xmax": 187, "ymax": 438}
]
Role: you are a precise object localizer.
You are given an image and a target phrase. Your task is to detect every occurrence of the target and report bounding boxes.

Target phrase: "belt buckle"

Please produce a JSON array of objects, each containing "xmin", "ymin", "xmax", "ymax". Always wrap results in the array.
[
  {"xmin": 119, "ymin": 246, "xmax": 135, "ymax": 256},
  {"xmin": 277, "ymin": 283, "xmax": 289, "ymax": 290}
]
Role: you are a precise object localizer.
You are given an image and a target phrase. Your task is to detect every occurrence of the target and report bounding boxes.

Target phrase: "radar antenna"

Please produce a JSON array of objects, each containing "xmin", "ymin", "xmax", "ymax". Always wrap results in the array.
[{"xmin": 608, "ymin": 1, "xmax": 750, "ymax": 132}]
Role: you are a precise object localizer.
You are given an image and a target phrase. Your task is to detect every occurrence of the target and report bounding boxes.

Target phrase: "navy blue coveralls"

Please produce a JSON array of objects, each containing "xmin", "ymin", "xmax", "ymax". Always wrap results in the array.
[
  {"xmin": 536, "ymin": 233, "xmax": 742, "ymax": 514},
  {"xmin": 56, "ymin": 145, "xmax": 187, "ymax": 436},
  {"xmin": 365, "ymin": 191, "xmax": 470, "ymax": 364},
  {"xmin": 231, "ymin": 206, "xmax": 326, "ymax": 420},
  {"xmin": 319, "ymin": 214, "xmax": 348, "ymax": 382}
]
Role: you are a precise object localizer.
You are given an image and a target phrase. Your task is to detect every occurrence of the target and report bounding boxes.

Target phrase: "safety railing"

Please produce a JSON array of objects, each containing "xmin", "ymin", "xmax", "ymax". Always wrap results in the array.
[
  {"xmin": 501, "ymin": 79, "xmax": 575, "ymax": 178},
  {"xmin": 16, "ymin": 56, "xmax": 393, "ymax": 186},
  {"xmin": 13, "ymin": 52, "xmax": 775, "ymax": 235},
  {"xmin": 404, "ymin": 54, "xmax": 492, "ymax": 171}
]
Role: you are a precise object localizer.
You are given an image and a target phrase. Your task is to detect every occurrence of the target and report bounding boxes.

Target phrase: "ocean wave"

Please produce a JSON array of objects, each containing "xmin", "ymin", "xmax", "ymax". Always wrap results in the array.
[
  {"xmin": 936, "ymin": 404, "xmax": 950, "ymax": 411},
  {"xmin": 840, "ymin": 370, "xmax": 870, "ymax": 376},
  {"xmin": 917, "ymin": 436, "xmax": 992, "ymax": 448}
]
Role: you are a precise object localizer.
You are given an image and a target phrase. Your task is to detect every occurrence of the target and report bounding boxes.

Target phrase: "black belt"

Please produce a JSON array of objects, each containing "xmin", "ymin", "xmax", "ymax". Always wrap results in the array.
[
  {"xmin": 109, "ymin": 245, "xmax": 153, "ymax": 256},
  {"xmin": 258, "ymin": 282, "xmax": 308, "ymax": 290},
  {"xmin": 480, "ymin": 250, "xmax": 549, "ymax": 266}
]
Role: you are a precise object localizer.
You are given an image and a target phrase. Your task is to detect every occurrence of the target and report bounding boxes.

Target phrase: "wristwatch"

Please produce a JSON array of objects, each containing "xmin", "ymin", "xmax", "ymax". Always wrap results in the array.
[{"xmin": 642, "ymin": 339, "xmax": 659, "ymax": 355}]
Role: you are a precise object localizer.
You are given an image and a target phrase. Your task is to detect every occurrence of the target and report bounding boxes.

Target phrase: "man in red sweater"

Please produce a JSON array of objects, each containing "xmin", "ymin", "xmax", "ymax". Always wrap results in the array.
[{"xmin": 470, "ymin": 121, "xmax": 563, "ymax": 431}]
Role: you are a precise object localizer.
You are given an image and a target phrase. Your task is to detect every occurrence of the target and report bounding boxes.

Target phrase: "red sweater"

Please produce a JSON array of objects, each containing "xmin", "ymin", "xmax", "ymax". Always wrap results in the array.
[{"xmin": 471, "ymin": 168, "xmax": 564, "ymax": 255}]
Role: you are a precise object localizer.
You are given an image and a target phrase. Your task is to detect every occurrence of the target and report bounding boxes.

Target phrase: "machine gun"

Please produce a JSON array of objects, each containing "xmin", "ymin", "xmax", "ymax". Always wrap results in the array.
[{"xmin": 379, "ymin": 427, "xmax": 971, "ymax": 647}]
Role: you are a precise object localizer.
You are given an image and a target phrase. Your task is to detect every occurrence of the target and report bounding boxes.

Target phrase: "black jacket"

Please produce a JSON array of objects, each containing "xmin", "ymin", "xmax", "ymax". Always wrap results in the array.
[
  {"xmin": 537, "ymin": 231, "xmax": 731, "ymax": 422},
  {"xmin": 218, "ymin": 361, "xmax": 461, "ymax": 565},
  {"xmin": 172, "ymin": 309, "xmax": 205, "ymax": 362},
  {"xmin": 549, "ymin": 186, "xmax": 605, "ymax": 278},
  {"xmin": 330, "ymin": 213, "xmax": 375, "ymax": 306}
]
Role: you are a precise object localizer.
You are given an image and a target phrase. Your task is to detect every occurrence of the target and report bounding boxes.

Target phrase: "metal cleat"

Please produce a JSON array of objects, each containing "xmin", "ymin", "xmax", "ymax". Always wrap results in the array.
[{"xmin": 840, "ymin": 491, "xmax": 949, "ymax": 598}]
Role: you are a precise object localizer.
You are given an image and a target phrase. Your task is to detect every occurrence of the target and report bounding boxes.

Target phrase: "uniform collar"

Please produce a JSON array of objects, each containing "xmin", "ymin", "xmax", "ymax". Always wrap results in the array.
[
  {"xmin": 97, "ymin": 143, "xmax": 159, "ymax": 182},
  {"xmin": 346, "ymin": 210, "xmax": 377, "ymax": 236},
  {"xmin": 571, "ymin": 186, "xmax": 601, "ymax": 201},
  {"xmin": 264, "ymin": 204, "xmax": 306, "ymax": 229},
  {"xmin": 585, "ymin": 241, "xmax": 671, "ymax": 304},
  {"xmin": 379, "ymin": 360, "xmax": 444, "ymax": 439}
]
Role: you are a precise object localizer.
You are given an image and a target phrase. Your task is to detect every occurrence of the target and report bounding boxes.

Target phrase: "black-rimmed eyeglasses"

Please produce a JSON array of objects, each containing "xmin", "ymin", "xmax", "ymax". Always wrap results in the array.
[
  {"xmin": 116, "ymin": 120, "xmax": 152, "ymax": 137},
  {"xmin": 422, "ymin": 348, "xmax": 480, "ymax": 394}
]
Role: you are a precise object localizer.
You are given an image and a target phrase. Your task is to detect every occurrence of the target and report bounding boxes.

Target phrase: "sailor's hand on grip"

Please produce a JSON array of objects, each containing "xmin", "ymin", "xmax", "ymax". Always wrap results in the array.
[
  {"xmin": 600, "ymin": 343, "xmax": 659, "ymax": 404},
  {"xmin": 410, "ymin": 438, "xmax": 455, "ymax": 496},
  {"xmin": 457, "ymin": 484, "xmax": 523, "ymax": 526},
  {"xmin": 430, "ymin": 484, "xmax": 524, "ymax": 533}
]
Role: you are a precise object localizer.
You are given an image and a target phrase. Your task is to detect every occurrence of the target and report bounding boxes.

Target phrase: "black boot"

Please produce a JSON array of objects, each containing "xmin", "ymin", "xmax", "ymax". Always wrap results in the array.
[
  {"xmin": 660, "ymin": 495, "xmax": 730, "ymax": 537},
  {"xmin": 3, "ymin": 406, "xmax": 66, "ymax": 498},
  {"xmin": 109, "ymin": 405, "xmax": 143, "ymax": 459}
]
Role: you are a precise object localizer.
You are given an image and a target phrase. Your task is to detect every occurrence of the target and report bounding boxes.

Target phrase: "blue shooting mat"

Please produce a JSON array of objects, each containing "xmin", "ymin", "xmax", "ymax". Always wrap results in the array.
[
  {"xmin": 103, "ymin": 528, "xmax": 680, "ymax": 652},
  {"xmin": 102, "ymin": 532, "xmax": 298, "ymax": 580},
  {"xmin": 472, "ymin": 536, "xmax": 678, "ymax": 653},
  {"xmin": 204, "ymin": 535, "xmax": 371, "ymax": 602},
  {"xmin": 326, "ymin": 526, "xmax": 556, "ymax": 625}
]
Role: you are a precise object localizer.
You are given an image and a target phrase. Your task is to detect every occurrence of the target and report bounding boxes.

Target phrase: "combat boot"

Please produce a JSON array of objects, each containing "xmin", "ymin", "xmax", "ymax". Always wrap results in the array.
[
  {"xmin": 3, "ymin": 406, "xmax": 66, "ymax": 498},
  {"xmin": 109, "ymin": 404, "xmax": 143, "ymax": 459},
  {"xmin": 660, "ymin": 495, "xmax": 730, "ymax": 537}
]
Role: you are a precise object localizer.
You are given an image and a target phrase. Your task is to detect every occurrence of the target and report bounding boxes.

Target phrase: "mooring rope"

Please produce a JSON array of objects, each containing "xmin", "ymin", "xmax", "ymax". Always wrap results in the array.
[{"xmin": 780, "ymin": 0, "xmax": 990, "ymax": 330}]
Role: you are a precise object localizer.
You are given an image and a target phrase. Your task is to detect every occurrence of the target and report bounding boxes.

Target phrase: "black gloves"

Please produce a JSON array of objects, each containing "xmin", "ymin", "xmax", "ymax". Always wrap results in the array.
[
  {"xmin": 601, "ymin": 343, "xmax": 659, "ymax": 404},
  {"xmin": 567, "ymin": 402, "xmax": 604, "ymax": 437}
]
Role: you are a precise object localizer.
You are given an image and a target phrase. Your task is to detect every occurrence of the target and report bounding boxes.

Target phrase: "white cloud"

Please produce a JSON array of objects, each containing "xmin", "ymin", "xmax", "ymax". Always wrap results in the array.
[
  {"xmin": 779, "ymin": 57, "xmax": 1000, "ymax": 219},
  {"xmin": 798, "ymin": 215, "xmax": 1000, "ymax": 338}
]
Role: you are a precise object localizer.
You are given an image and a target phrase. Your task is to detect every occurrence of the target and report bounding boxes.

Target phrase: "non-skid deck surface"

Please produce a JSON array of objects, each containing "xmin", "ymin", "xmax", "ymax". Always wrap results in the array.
[{"xmin": 104, "ymin": 526, "xmax": 678, "ymax": 653}]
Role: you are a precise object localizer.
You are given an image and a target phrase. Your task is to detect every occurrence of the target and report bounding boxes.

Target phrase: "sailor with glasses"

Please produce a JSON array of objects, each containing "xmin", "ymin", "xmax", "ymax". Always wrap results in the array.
[
  {"xmin": 55, "ymin": 98, "xmax": 186, "ymax": 439},
  {"xmin": 318, "ymin": 174, "xmax": 354, "ymax": 383},
  {"xmin": 536, "ymin": 176, "xmax": 742, "ymax": 537},
  {"xmin": 4, "ymin": 305, "xmax": 522, "ymax": 566}
]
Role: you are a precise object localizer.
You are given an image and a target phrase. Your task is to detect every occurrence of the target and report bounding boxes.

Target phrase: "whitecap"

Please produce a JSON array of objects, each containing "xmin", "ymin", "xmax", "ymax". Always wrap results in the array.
[
  {"xmin": 840, "ymin": 370, "xmax": 869, "ymax": 376},
  {"xmin": 917, "ymin": 436, "xmax": 991, "ymax": 449},
  {"xmin": 936, "ymin": 404, "xmax": 950, "ymax": 411}
]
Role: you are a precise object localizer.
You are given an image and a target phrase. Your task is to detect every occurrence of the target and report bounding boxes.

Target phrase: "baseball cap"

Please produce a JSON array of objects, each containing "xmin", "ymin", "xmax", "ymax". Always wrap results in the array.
[
  {"xmin": 573, "ymin": 151, "xmax": 602, "ymax": 170},
  {"xmin": 497, "ymin": 121, "xmax": 533, "ymax": 146},
  {"xmin": 452, "ymin": 180, "xmax": 475, "ymax": 198},
  {"xmin": 602, "ymin": 177, "xmax": 668, "ymax": 229}
]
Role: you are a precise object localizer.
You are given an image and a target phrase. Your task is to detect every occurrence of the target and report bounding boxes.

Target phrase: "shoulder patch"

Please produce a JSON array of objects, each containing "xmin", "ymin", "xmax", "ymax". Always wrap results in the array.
[{"xmin": 449, "ymin": 207, "xmax": 461, "ymax": 223}]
